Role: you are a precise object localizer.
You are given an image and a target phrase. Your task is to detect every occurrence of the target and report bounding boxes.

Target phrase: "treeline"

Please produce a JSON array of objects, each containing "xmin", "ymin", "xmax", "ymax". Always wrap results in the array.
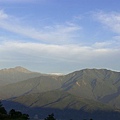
[
  {"xmin": 0, "ymin": 101, "xmax": 29, "ymax": 120},
  {"xmin": 0, "ymin": 101, "xmax": 94, "ymax": 120}
]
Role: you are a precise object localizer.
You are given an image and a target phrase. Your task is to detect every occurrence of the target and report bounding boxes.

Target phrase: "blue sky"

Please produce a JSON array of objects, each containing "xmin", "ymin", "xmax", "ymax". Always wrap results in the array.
[{"xmin": 0, "ymin": 0, "xmax": 120, "ymax": 73}]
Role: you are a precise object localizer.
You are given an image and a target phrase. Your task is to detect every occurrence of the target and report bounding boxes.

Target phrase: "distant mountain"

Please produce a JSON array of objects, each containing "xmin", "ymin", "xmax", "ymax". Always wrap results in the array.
[
  {"xmin": 1, "ymin": 67, "xmax": 120, "ymax": 119},
  {"xmin": 0, "ymin": 66, "xmax": 44, "ymax": 86},
  {"xmin": 0, "ymin": 75, "xmax": 62, "ymax": 99},
  {"xmin": 0, "ymin": 66, "xmax": 32, "ymax": 73}
]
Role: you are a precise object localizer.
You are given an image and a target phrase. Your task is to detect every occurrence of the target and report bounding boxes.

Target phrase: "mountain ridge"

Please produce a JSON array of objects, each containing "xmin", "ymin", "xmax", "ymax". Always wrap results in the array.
[
  {"xmin": 0, "ymin": 66, "xmax": 45, "ymax": 86},
  {"xmin": 0, "ymin": 66, "xmax": 32, "ymax": 73},
  {"xmin": 1, "ymin": 66, "xmax": 120, "ymax": 119},
  {"xmin": 1, "ymin": 66, "xmax": 120, "ymax": 75}
]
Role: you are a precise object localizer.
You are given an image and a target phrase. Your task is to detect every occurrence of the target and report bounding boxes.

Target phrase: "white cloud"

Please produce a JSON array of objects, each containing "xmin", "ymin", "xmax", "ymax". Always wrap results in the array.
[
  {"xmin": 0, "ymin": 41, "xmax": 119, "ymax": 62},
  {"xmin": 0, "ymin": 40, "xmax": 120, "ymax": 73},
  {"xmin": 94, "ymin": 11, "xmax": 120, "ymax": 35},
  {"xmin": 93, "ymin": 40, "xmax": 120, "ymax": 49},
  {"xmin": 0, "ymin": 10, "xmax": 8, "ymax": 20},
  {"xmin": 0, "ymin": 10, "xmax": 81, "ymax": 44}
]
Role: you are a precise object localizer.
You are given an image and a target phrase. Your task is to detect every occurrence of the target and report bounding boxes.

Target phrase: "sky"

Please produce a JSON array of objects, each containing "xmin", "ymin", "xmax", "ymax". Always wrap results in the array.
[{"xmin": 0, "ymin": 0, "xmax": 120, "ymax": 74}]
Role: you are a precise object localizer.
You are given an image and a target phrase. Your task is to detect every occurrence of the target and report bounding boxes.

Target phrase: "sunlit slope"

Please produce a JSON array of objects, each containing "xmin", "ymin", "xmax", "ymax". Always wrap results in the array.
[
  {"xmin": 12, "ymin": 90, "xmax": 114, "ymax": 111},
  {"xmin": 0, "ymin": 66, "xmax": 43, "ymax": 86},
  {"xmin": 0, "ymin": 75, "xmax": 62, "ymax": 99},
  {"xmin": 61, "ymin": 69, "xmax": 120, "ymax": 100}
]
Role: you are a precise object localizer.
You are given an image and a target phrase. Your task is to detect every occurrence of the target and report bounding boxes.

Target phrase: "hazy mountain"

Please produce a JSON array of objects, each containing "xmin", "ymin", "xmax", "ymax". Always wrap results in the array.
[
  {"xmin": 1, "ymin": 67, "xmax": 120, "ymax": 119},
  {"xmin": 0, "ymin": 66, "xmax": 44, "ymax": 86},
  {"xmin": 0, "ymin": 75, "xmax": 62, "ymax": 99}
]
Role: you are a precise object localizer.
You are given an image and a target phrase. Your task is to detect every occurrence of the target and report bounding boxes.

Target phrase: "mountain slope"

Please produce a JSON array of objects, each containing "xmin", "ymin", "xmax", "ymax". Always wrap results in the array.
[
  {"xmin": 0, "ymin": 66, "xmax": 43, "ymax": 86},
  {"xmin": 11, "ymin": 90, "xmax": 114, "ymax": 111},
  {"xmin": 1, "ymin": 67, "xmax": 120, "ymax": 111},
  {"xmin": 2, "ymin": 100, "xmax": 120, "ymax": 120},
  {"xmin": 61, "ymin": 69, "xmax": 120, "ymax": 101},
  {"xmin": 0, "ymin": 75, "xmax": 63, "ymax": 99}
]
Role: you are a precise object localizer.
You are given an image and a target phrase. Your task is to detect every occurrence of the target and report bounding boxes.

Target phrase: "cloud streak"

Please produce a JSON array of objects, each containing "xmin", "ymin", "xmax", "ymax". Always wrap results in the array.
[
  {"xmin": 0, "ymin": 40, "xmax": 120, "ymax": 73},
  {"xmin": 94, "ymin": 11, "xmax": 120, "ymax": 35},
  {"xmin": 0, "ymin": 10, "xmax": 81, "ymax": 44},
  {"xmin": 0, "ymin": 10, "xmax": 8, "ymax": 20},
  {"xmin": 0, "ymin": 41, "xmax": 119, "ymax": 63}
]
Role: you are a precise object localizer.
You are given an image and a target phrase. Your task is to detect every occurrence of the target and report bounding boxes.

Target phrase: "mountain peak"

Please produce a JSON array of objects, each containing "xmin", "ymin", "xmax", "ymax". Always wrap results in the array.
[
  {"xmin": 74, "ymin": 68, "xmax": 118, "ymax": 74},
  {"xmin": 0, "ymin": 66, "xmax": 32, "ymax": 73},
  {"xmin": 14, "ymin": 66, "xmax": 31, "ymax": 73}
]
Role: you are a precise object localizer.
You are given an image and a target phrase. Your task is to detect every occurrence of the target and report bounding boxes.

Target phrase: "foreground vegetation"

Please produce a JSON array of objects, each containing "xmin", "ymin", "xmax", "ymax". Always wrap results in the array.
[
  {"xmin": 0, "ymin": 101, "xmax": 29, "ymax": 120},
  {"xmin": 0, "ymin": 101, "xmax": 94, "ymax": 120}
]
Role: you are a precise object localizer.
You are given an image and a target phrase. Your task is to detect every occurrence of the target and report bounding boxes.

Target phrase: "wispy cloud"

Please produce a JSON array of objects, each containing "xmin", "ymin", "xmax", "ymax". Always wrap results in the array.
[
  {"xmin": 0, "ymin": 10, "xmax": 8, "ymax": 20},
  {"xmin": 93, "ymin": 40, "xmax": 120, "ymax": 49},
  {"xmin": 0, "ymin": 10, "xmax": 81, "ymax": 44},
  {"xmin": 94, "ymin": 11, "xmax": 120, "ymax": 35},
  {"xmin": 0, "ymin": 41, "xmax": 119, "ymax": 63}
]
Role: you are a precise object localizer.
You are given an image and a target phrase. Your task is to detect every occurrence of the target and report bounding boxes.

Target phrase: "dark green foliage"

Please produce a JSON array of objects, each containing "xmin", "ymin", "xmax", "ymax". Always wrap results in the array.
[
  {"xmin": 0, "ymin": 101, "xmax": 2, "ymax": 107},
  {"xmin": 0, "ymin": 101, "xmax": 7, "ymax": 115},
  {"xmin": 0, "ymin": 101, "xmax": 29, "ymax": 120},
  {"xmin": 44, "ymin": 113, "xmax": 56, "ymax": 120},
  {"xmin": 9, "ymin": 109, "xmax": 16, "ymax": 117},
  {"xmin": 21, "ymin": 113, "xmax": 29, "ymax": 120},
  {"xmin": 9, "ymin": 109, "xmax": 29, "ymax": 120},
  {"xmin": 0, "ymin": 106, "xmax": 7, "ymax": 115},
  {"xmin": 0, "ymin": 101, "xmax": 8, "ymax": 120}
]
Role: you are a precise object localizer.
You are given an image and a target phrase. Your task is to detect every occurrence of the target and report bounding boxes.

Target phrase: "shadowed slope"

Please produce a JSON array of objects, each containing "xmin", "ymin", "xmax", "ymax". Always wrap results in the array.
[{"xmin": 11, "ymin": 90, "xmax": 114, "ymax": 111}]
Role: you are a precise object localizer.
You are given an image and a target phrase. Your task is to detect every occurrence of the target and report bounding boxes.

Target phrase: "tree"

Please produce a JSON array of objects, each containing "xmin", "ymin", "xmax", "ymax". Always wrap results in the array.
[
  {"xmin": 9, "ymin": 109, "xmax": 29, "ymax": 120},
  {"xmin": 21, "ymin": 113, "xmax": 29, "ymax": 120},
  {"xmin": 44, "ymin": 113, "xmax": 56, "ymax": 120},
  {"xmin": 0, "ymin": 101, "xmax": 8, "ymax": 120},
  {"xmin": 9, "ymin": 109, "xmax": 16, "ymax": 118},
  {"xmin": 0, "ymin": 101, "xmax": 29, "ymax": 120},
  {"xmin": 0, "ymin": 101, "xmax": 7, "ymax": 115}
]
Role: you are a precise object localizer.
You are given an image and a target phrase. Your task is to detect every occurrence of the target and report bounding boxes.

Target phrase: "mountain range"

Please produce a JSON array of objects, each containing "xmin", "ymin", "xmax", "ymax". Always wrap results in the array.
[{"xmin": 1, "ymin": 66, "xmax": 120, "ymax": 120}]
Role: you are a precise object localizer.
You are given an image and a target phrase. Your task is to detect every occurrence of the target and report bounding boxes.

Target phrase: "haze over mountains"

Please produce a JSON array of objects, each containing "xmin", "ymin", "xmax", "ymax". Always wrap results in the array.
[
  {"xmin": 1, "ymin": 66, "xmax": 120, "ymax": 119},
  {"xmin": 0, "ymin": 66, "xmax": 44, "ymax": 86}
]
